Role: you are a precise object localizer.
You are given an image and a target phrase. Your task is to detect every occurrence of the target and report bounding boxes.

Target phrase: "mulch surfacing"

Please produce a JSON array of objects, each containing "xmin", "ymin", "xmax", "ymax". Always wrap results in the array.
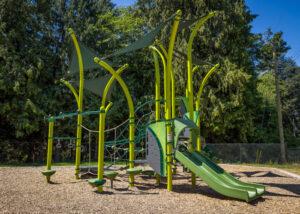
[{"xmin": 0, "ymin": 164, "xmax": 299, "ymax": 214}]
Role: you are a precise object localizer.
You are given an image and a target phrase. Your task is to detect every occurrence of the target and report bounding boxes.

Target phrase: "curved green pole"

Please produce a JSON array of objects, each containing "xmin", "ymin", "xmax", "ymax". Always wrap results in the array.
[
  {"xmin": 195, "ymin": 63, "xmax": 220, "ymax": 152},
  {"xmin": 96, "ymin": 102, "xmax": 112, "ymax": 192},
  {"xmin": 166, "ymin": 10, "xmax": 181, "ymax": 191},
  {"xmin": 149, "ymin": 45, "xmax": 166, "ymax": 186},
  {"xmin": 150, "ymin": 46, "xmax": 167, "ymax": 121},
  {"xmin": 101, "ymin": 64, "xmax": 129, "ymax": 106},
  {"xmin": 186, "ymin": 12, "xmax": 216, "ymax": 187},
  {"xmin": 155, "ymin": 41, "xmax": 178, "ymax": 175},
  {"xmin": 60, "ymin": 79, "xmax": 79, "ymax": 106},
  {"xmin": 45, "ymin": 118, "xmax": 54, "ymax": 182},
  {"xmin": 156, "ymin": 41, "xmax": 176, "ymax": 119},
  {"xmin": 186, "ymin": 12, "xmax": 216, "ymax": 122},
  {"xmin": 156, "ymin": 40, "xmax": 168, "ymax": 58},
  {"xmin": 192, "ymin": 65, "xmax": 200, "ymax": 74},
  {"xmin": 68, "ymin": 28, "xmax": 84, "ymax": 179},
  {"xmin": 93, "ymin": 65, "xmax": 128, "ymax": 192},
  {"xmin": 94, "ymin": 58, "xmax": 136, "ymax": 188},
  {"xmin": 151, "ymin": 49, "xmax": 161, "ymax": 121},
  {"xmin": 92, "ymin": 65, "xmax": 127, "ymax": 192}
]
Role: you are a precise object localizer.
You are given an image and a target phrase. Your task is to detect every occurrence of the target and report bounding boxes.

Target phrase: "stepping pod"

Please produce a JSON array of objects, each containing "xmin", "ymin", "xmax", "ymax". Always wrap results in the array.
[
  {"xmin": 41, "ymin": 169, "xmax": 56, "ymax": 183},
  {"xmin": 104, "ymin": 171, "xmax": 119, "ymax": 188}
]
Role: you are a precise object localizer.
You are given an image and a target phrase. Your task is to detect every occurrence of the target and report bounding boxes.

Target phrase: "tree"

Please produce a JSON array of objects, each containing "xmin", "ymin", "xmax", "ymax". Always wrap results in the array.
[
  {"xmin": 257, "ymin": 29, "xmax": 290, "ymax": 162},
  {"xmin": 0, "ymin": 0, "xmax": 146, "ymax": 163},
  {"xmin": 135, "ymin": 0, "xmax": 261, "ymax": 144}
]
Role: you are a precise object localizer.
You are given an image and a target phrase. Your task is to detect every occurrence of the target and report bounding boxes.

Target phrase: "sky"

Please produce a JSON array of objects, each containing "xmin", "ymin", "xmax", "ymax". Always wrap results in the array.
[{"xmin": 113, "ymin": 0, "xmax": 300, "ymax": 65}]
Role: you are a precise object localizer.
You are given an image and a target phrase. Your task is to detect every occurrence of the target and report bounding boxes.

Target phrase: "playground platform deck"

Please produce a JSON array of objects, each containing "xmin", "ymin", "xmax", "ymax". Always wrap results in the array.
[{"xmin": 0, "ymin": 164, "xmax": 299, "ymax": 213}]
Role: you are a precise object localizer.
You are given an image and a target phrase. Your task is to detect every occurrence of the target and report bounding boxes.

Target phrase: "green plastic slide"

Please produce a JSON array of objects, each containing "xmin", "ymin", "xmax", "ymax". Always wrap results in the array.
[{"xmin": 175, "ymin": 149, "xmax": 265, "ymax": 202}]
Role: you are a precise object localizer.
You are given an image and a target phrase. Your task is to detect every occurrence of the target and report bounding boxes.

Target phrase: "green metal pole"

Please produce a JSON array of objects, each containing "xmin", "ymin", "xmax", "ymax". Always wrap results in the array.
[
  {"xmin": 195, "ymin": 64, "xmax": 220, "ymax": 151},
  {"xmin": 46, "ymin": 119, "xmax": 54, "ymax": 171},
  {"xmin": 152, "ymin": 50, "xmax": 161, "ymax": 121},
  {"xmin": 68, "ymin": 28, "xmax": 84, "ymax": 179},
  {"xmin": 45, "ymin": 119, "xmax": 54, "ymax": 182},
  {"xmin": 96, "ymin": 102, "xmax": 112, "ymax": 192},
  {"xmin": 150, "ymin": 45, "xmax": 166, "ymax": 185},
  {"xmin": 93, "ymin": 65, "xmax": 127, "ymax": 192},
  {"xmin": 166, "ymin": 10, "xmax": 181, "ymax": 191},
  {"xmin": 94, "ymin": 58, "xmax": 135, "ymax": 187},
  {"xmin": 186, "ymin": 12, "xmax": 216, "ymax": 187},
  {"xmin": 150, "ymin": 46, "xmax": 166, "ymax": 121},
  {"xmin": 60, "ymin": 79, "xmax": 79, "ymax": 106},
  {"xmin": 155, "ymin": 41, "xmax": 176, "ymax": 118},
  {"xmin": 97, "ymin": 106, "xmax": 106, "ymax": 192}
]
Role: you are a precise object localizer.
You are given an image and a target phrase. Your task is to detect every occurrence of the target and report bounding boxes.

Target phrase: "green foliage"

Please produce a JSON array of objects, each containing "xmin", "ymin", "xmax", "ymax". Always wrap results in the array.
[
  {"xmin": 0, "ymin": 0, "xmax": 299, "ymax": 164},
  {"xmin": 136, "ymin": 0, "xmax": 260, "ymax": 144},
  {"xmin": 256, "ymin": 29, "xmax": 299, "ymax": 149}
]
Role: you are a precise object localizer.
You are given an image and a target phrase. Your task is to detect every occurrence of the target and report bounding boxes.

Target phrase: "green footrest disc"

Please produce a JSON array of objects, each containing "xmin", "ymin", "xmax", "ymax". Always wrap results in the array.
[
  {"xmin": 41, "ymin": 170, "xmax": 56, "ymax": 177},
  {"xmin": 104, "ymin": 171, "xmax": 118, "ymax": 180},
  {"xmin": 126, "ymin": 167, "xmax": 142, "ymax": 175},
  {"xmin": 88, "ymin": 179, "xmax": 106, "ymax": 187}
]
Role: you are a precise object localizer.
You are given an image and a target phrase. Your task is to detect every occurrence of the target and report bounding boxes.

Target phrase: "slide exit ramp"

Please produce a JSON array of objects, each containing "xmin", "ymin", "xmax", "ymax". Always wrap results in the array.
[{"xmin": 175, "ymin": 149, "xmax": 265, "ymax": 202}]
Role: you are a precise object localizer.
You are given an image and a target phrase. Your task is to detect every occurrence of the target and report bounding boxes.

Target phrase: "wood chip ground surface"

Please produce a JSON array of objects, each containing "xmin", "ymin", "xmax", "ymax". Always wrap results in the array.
[{"xmin": 0, "ymin": 164, "xmax": 299, "ymax": 213}]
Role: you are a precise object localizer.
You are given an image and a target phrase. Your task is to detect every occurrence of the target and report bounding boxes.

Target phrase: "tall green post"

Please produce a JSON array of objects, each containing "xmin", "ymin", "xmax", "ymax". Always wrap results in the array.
[
  {"xmin": 89, "ymin": 63, "xmax": 127, "ymax": 192},
  {"xmin": 68, "ymin": 28, "xmax": 84, "ymax": 179},
  {"xmin": 195, "ymin": 64, "xmax": 220, "ymax": 151},
  {"xmin": 152, "ymin": 50, "xmax": 161, "ymax": 121},
  {"xmin": 94, "ymin": 59, "xmax": 135, "ymax": 188},
  {"xmin": 150, "ymin": 45, "xmax": 167, "ymax": 185},
  {"xmin": 165, "ymin": 10, "xmax": 181, "ymax": 191},
  {"xmin": 42, "ymin": 118, "xmax": 56, "ymax": 182},
  {"xmin": 186, "ymin": 12, "xmax": 216, "ymax": 186}
]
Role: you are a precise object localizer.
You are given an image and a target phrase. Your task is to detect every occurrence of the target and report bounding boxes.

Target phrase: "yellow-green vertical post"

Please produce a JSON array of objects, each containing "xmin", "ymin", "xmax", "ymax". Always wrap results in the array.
[
  {"xmin": 95, "ymin": 65, "xmax": 126, "ymax": 192},
  {"xmin": 195, "ymin": 101, "xmax": 201, "ymax": 152},
  {"xmin": 166, "ymin": 10, "xmax": 181, "ymax": 191},
  {"xmin": 97, "ymin": 106, "xmax": 106, "ymax": 192},
  {"xmin": 186, "ymin": 12, "xmax": 216, "ymax": 186},
  {"xmin": 171, "ymin": 71, "xmax": 176, "ymax": 119},
  {"xmin": 152, "ymin": 50, "xmax": 161, "ymax": 121},
  {"xmin": 155, "ymin": 42, "xmax": 176, "ymax": 118},
  {"xmin": 195, "ymin": 63, "xmax": 220, "ymax": 152},
  {"xmin": 68, "ymin": 28, "xmax": 84, "ymax": 179},
  {"xmin": 150, "ymin": 46, "xmax": 166, "ymax": 185},
  {"xmin": 94, "ymin": 59, "xmax": 135, "ymax": 187},
  {"xmin": 129, "ymin": 117, "xmax": 135, "ymax": 186},
  {"xmin": 46, "ymin": 119, "xmax": 54, "ymax": 171}
]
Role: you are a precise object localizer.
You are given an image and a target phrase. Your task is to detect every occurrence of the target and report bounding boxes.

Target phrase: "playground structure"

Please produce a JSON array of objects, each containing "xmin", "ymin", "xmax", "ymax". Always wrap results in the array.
[{"xmin": 42, "ymin": 10, "xmax": 265, "ymax": 202}]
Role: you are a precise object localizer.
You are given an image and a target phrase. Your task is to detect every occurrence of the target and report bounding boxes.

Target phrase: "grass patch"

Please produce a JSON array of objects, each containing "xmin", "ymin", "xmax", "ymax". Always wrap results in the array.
[
  {"xmin": 242, "ymin": 163, "xmax": 300, "ymax": 175},
  {"xmin": 0, "ymin": 161, "xmax": 127, "ymax": 167}
]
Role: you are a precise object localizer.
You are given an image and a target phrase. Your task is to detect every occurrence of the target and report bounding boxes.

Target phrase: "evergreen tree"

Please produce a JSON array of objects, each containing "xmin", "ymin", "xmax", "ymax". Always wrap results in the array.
[
  {"xmin": 135, "ymin": 0, "xmax": 261, "ymax": 144},
  {"xmin": 256, "ymin": 29, "xmax": 290, "ymax": 162}
]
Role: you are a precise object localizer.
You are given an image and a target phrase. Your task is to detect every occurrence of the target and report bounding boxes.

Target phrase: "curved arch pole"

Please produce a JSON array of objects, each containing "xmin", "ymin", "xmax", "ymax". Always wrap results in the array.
[
  {"xmin": 186, "ymin": 12, "xmax": 216, "ymax": 122},
  {"xmin": 150, "ymin": 46, "xmax": 167, "ymax": 121},
  {"xmin": 155, "ymin": 40, "xmax": 176, "ymax": 119},
  {"xmin": 195, "ymin": 63, "xmax": 220, "ymax": 151},
  {"xmin": 149, "ymin": 45, "xmax": 167, "ymax": 186},
  {"xmin": 101, "ymin": 64, "xmax": 129, "ymax": 106},
  {"xmin": 185, "ymin": 12, "xmax": 216, "ymax": 187},
  {"xmin": 68, "ymin": 28, "xmax": 85, "ymax": 179},
  {"xmin": 60, "ymin": 79, "xmax": 79, "ymax": 106},
  {"xmin": 192, "ymin": 65, "xmax": 200, "ymax": 74},
  {"xmin": 166, "ymin": 9, "xmax": 181, "ymax": 191},
  {"xmin": 95, "ymin": 102, "xmax": 112, "ymax": 192},
  {"xmin": 92, "ymin": 65, "xmax": 127, "ymax": 192},
  {"xmin": 94, "ymin": 58, "xmax": 136, "ymax": 189}
]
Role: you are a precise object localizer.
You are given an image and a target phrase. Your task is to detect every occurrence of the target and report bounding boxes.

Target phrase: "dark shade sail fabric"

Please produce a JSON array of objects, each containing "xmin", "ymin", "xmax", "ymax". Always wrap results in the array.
[
  {"xmin": 104, "ymin": 13, "xmax": 177, "ymax": 59},
  {"xmin": 69, "ymin": 43, "xmax": 100, "ymax": 73},
  {"xmin": 74, "ymin": 76, "xmax": 114, "ymax": 98}
]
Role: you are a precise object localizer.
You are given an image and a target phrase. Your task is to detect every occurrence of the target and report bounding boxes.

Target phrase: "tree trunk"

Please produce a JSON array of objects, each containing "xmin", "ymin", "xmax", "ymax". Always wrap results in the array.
[{"xmin": 273, "ymin": 53, "xmax": 287, "ymax": 163}]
